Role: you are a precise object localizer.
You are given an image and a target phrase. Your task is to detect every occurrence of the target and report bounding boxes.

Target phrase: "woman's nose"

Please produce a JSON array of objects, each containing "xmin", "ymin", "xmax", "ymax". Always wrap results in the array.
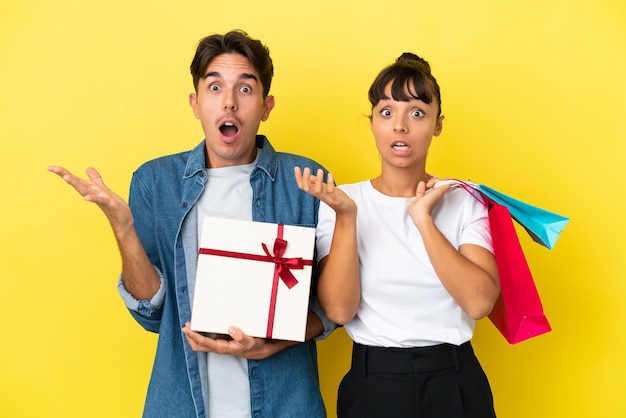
[{"xmin": 393, "ymin": 116, "xmax": 407, "ymax": 132}]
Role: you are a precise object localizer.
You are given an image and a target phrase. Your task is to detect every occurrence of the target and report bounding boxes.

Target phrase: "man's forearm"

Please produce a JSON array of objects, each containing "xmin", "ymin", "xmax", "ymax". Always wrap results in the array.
[
  {"xmin": 305, "ymin": 310, "xmax": 324, "ymax": 340},
  {"xmin": 117, "ymin": 227, "xmax": 160, "ymax": 300}
]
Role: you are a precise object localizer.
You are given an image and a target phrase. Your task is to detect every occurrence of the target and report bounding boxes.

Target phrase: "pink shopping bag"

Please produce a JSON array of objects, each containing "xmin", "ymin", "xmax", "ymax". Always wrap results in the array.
[{"xmin": 485, "ymin": 197, "xmax": 552, "ymax": 344}]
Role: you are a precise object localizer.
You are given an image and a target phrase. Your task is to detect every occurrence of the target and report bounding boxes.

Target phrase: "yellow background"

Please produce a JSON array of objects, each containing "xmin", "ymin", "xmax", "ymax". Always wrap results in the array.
[{"xmin": 2, "ymin": 0, "xmax": 625, "ymax": 416}]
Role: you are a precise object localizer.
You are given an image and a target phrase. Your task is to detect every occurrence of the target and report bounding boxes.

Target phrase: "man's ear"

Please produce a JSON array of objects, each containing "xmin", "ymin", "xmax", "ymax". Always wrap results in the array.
[
  {"xmin": 189, "ymin": 93, "xmax": 200, "ymax": 119},
  {"xmin": 261, "ymin": 95, "xmax": 275, "ymax": 121}
]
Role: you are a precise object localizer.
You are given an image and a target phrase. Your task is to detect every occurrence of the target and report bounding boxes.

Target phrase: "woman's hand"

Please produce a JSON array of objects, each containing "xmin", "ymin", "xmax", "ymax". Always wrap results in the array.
[
  {"xmin": 294, "ymin": 167, "xmax": 356, "ymax": 216},
  {"xmin": 408, "ymin": 179, "xmax": 451, "ymax": 229}
]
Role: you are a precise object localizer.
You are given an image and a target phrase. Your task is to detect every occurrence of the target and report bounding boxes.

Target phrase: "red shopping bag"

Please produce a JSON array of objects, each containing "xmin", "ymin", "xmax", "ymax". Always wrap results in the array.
[{"xmin": 485, "ymin": 197, "xmax": 552, "ymax": 344}]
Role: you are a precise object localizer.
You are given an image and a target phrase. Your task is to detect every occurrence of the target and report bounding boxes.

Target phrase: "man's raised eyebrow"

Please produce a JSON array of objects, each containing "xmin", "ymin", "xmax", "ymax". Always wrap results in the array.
[{"xmin": 202, "ymin": 71, "xmax": 259, "ymax": 82}]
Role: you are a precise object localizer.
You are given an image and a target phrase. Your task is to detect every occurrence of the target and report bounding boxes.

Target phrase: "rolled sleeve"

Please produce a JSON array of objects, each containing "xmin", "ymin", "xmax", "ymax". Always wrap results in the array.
[
  {"xmin": 309, "ymin": 295, "xmax": 337, "ymax": 341},
  {"xmin": 117, "ymin": 265, "xmax": 166, "ymax": 318}
]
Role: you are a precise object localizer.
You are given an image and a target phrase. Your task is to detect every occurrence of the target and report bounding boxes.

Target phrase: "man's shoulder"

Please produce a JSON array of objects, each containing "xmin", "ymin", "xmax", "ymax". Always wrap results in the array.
[
  {"xmin": 257, "ymin": 135, "xmax": 325, "ymax": 172},
  {"xmin": 141, "ymin": 150, "xmax": 190, "ymax": 165},
  {"xmin": 274, "ymin": 151, "xmax": 326, "ymax": 170},
  {"xmin": 134, "ymin": 149, "xmax": 194, "ymax": 175}
]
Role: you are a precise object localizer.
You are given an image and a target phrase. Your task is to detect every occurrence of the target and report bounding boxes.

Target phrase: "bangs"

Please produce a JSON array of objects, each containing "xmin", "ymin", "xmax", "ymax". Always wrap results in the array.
[{"xmin": 368, "ymin": 63, "xmax": 439, "ymax": 114}]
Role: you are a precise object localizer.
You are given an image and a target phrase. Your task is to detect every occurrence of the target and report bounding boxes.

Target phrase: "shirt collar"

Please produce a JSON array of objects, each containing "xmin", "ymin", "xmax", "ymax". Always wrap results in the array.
[{"xmin": 183, "ymin": 135, "xmax": 277, "ymax": 181}]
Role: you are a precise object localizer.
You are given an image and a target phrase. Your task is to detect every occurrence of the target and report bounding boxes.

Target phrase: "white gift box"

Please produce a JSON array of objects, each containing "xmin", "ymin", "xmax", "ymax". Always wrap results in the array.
[{"xmin": 190, "ymin": 216, "xmax": 316, "ymax": 342}]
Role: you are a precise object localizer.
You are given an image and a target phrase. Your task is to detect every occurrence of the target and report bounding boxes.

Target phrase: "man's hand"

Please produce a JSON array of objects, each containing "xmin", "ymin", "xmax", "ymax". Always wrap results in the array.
[
  {"xmin": 48, "ymin": 166, "xmax": 133, "ymax": 236},
  {"xmin": 182, "ymin": 323, "xmax": 295, "ymax": 360},
  {"xmin": 48, "ymin": 165, "xmax": 160, "ymax": 300}
]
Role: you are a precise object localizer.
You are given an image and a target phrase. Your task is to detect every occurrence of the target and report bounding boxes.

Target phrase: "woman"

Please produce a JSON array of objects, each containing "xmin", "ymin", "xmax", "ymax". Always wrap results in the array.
[{"xmin": 295, "ymin": 53, "xmax": 500, "ymax": 417}]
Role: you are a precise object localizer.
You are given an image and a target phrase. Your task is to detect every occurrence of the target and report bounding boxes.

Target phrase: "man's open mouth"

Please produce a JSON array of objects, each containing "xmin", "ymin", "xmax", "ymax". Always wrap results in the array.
[{"xmin": 220, "ymin": 122, "xmax": 239, "ymax": 137}]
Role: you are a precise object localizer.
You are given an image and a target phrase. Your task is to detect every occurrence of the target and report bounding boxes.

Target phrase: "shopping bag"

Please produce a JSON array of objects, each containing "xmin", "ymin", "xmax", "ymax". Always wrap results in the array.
[
  {"xmin": 484, "ymin": 197, "xmax": 552, "ymax": 344},
  {"xmin": 477, "ymin": 184, "xmax": 569, "ymax": 250}
]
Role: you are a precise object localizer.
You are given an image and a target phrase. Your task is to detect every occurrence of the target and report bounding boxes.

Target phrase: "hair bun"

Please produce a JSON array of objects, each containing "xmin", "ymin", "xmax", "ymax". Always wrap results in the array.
[{"xmin": 396, "ymin": 52, "xmax": 431, "ymax": 71}]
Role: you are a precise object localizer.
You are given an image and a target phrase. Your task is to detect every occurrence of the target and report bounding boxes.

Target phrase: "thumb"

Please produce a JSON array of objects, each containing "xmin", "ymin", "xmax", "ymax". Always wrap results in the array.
[
  {"xmin": 415, "ymin": 181, "xmax": 427, "ymax": 197},
  {"xmin": 228, "ymin": 326, "xmax": 243, "ymax": 341},
  {"xmin": 86, "ymin": 167, "xmax": 105, "ymax": 186}
]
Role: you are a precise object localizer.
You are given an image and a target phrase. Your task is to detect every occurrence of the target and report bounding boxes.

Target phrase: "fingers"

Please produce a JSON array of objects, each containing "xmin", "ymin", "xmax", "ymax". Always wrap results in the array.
[
  {"xmin": 294, "ymin": 166, "xmax": 303, "ymax": 189},
  {"xmin": 182, "ymin": 323, "xmax": 222, "ymax": 352},
  {"xmin": 326, "ymin": 172, "xmax": 335, "ymax": 192},
  {"xmin": 48, "ymin": 166, "xmax": 83, "ymax": 188},
  {"xmin": 425, "ymin": 176, "xmax": 438, "ymax": 189},
  {"xmin": 48, "ymin": 165, "xmax": 71, "ymax": 179},
  {"xmin": 312, "ymin": 168, "xmax": 324, "ymax": 194},
  {"xmin": 294, "ymin": 167, "xmax": 315, "ymax": 190},
  {"xmin": 227, "ymin": 326, "xmax": 252, "ymax": 345},
  {"xmin": 48, "ymin": 165, "xmax": 103, "ymax": 195},
  {"xmin": 85, "ymin": 167, "xmax": 106, "ymax": 186},
  {"xmin": 294, "ymin": 167, "xmax": 329, "ymax": 195},
  {"xmin": 182, "ymin": 323, "xmax": 255, "ymax": 356},
  {"xmin": 48, "ymin": 165, "xmax": 90, "ymax": 196},
  {"xmin": 48, "ymin": 165, "xmax": 135, "ymax": 234},
  {"xmin": 182, "ymin": 327, "xmax": 205, "ymax": 351},
  {"xmin": 294, "ymin": 167, "xmax": 358, "ymax": 215},
  {"xmin": 411, "ymin": 179, "xmax": 450, "ymax": 222},
  {"xmin": 415, "ymin": 181, "xmax": 427, "ymax": 197}
]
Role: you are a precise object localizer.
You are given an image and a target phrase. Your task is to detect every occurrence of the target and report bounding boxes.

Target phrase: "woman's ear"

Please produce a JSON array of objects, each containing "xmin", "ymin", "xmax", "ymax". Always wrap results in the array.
[{"xmin": 434, "ymin": 115, "xmax": 445, "ymax": 137}]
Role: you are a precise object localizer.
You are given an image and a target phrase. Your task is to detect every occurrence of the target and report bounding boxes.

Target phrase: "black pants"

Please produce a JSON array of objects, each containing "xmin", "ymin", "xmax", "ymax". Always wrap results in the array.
[{"xmin": 337, "ymin": 342, "xmax": 496, "ymax": 418}]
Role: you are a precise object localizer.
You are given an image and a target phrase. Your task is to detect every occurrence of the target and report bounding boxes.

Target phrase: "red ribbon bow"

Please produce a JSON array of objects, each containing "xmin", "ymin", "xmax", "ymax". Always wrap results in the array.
[{"xmin": 261, "ymin": 238, "xmax": 304, "ymax": 289}]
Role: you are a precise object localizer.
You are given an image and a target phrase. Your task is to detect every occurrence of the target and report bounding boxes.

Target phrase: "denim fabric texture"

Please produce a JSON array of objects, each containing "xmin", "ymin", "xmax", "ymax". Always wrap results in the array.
[{"xmin": 118, "ymin": 136, "xmax": 331, "ymax": 418}]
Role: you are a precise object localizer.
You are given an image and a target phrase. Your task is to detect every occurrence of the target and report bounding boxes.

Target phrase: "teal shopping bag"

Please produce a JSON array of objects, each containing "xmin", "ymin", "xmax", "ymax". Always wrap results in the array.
[{"xmin": 476, "ymin": 184, "xmax": 569, "ymax": 250}]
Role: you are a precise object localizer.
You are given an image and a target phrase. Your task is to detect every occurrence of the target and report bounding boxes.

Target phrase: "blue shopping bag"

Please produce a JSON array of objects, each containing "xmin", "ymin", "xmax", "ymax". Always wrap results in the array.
[{"xmin": 477, "ymin": 184, "xmax": 570, "ymax": 250}]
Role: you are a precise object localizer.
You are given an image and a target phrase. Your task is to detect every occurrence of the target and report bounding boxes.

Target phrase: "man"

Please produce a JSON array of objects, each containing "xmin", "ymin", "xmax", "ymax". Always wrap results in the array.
[{"xmin": 49, "ymin": 30, "xmax": 332, "ymax": 417}]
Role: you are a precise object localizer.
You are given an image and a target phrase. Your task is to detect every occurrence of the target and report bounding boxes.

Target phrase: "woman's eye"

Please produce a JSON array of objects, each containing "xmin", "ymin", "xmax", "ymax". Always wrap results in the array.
[
  {"xmin": 380, "ymin": 109, "xmax": 392, "ymax": 117},
  {"xmin": 412, "ymin": 109, "xmax": 425, "ymax": 117}
]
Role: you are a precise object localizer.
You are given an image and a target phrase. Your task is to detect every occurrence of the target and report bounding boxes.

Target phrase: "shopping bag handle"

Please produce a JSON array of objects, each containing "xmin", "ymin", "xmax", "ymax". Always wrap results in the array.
[{"xmin": 436, "ymin": 179, "xmax": 487, "ymax": 208}]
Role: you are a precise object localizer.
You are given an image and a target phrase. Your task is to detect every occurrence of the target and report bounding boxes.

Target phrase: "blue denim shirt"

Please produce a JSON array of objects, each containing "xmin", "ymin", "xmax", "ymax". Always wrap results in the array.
[{"xmin": 117, "ymin": 136, "xmax": 333, "ymax": 418}]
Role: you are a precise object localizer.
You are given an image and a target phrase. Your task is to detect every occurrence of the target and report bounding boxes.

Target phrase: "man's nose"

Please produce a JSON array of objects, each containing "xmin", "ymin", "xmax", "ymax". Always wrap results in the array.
[{"xmin": 223, "ymin": 91, "xmax": 237, "ymax": 111}]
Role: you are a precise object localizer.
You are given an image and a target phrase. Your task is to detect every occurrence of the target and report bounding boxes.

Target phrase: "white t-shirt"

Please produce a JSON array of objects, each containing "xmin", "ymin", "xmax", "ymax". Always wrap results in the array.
[
  {"xmin": 196, "ymin": 158, "xmax": 256, "ymax": 418},
  {"xmin": 316, "ymin": 180, "xmax": 493, "ymax": 348}
]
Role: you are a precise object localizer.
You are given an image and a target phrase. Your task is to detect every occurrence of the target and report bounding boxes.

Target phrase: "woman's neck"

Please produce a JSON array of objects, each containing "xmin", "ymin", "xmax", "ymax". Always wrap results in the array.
[{"xmin": 371, "ymin": 168, "xmax": 431, "ymax": 198}]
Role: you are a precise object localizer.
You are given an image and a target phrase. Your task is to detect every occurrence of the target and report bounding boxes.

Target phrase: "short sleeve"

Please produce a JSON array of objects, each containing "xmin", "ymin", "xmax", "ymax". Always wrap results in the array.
[{"xmin": 315, "ymin": 200, "xmax": 337, "ymax": 263}]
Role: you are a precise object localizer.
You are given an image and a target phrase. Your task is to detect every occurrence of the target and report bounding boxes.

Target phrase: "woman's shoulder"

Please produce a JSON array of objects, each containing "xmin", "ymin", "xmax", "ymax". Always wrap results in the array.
[{"xmin": 337, "ymin": 179, "xmax": 371, "ymax": 192}]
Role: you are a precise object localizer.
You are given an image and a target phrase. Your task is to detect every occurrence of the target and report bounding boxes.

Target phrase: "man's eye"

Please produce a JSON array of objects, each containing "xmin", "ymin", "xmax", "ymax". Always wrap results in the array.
[
  {"xmin": 209, "ymin": 84, "xmax": 220, "ymax": 91},
  {"xmin": 240, "ymin": 86, "xmax": 251, "ymax": 93},
  {"xmin": 412, "ymin": 109, "xmax": 425, "ymax": 117}
]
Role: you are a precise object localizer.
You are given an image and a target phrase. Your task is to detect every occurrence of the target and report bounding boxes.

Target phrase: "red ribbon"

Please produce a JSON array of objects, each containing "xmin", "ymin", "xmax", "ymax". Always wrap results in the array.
[{"xmin": 198, "ymin": 224, "xmax": 312, "ymax": 339}]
